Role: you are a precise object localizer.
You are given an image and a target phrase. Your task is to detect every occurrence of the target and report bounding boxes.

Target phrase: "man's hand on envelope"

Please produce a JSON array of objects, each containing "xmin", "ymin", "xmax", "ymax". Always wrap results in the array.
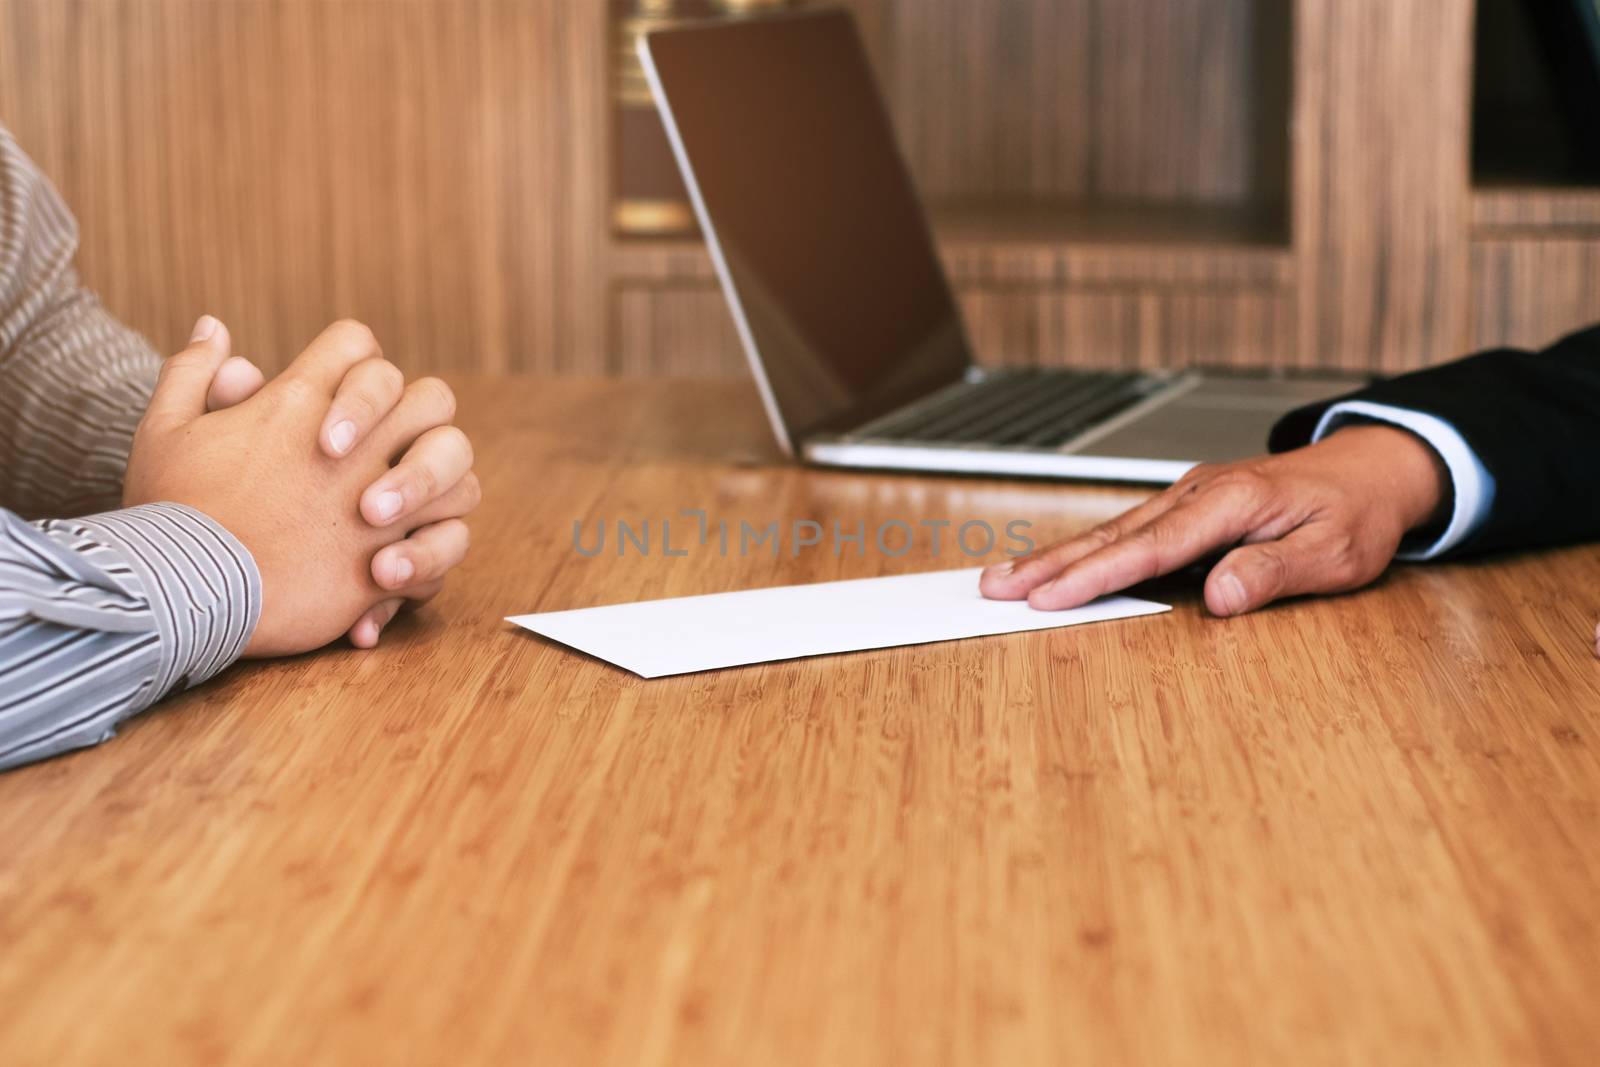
[{"xmin": 979, "ymin": 424, "xmax": 1449, "ymax": 618}]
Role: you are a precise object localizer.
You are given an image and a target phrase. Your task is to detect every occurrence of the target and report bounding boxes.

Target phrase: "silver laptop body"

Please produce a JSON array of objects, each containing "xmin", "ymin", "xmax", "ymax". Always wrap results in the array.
[{"xmin": 640, "ymin": 10, "xmax": 1348, "ymax": 485}]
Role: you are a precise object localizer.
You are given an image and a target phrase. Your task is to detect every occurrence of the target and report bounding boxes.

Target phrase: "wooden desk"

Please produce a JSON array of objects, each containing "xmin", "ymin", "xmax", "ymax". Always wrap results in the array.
[{"xmin": 2, "ymin": 378, "xmax": 1598, "ymax": 1066}]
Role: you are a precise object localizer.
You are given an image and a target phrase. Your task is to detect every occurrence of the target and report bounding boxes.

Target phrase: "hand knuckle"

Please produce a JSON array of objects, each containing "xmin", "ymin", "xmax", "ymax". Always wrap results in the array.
[
  {"xmin": 1175, "ymin": 463, "xmax": 1214, "ymax": 489},
  {"xmin": 408, "ymin": 460, "xmax": 438, "ymax": 500},
  {"xmin": 276, "ymin": 375, "xmax": 318, "ymax": 410},
  {"xmin": 1086, "ymin": 520, "xmax": 1122, "ymax": 548},
  {"xmin": 346, "ymin": 387, "xmax": 382, "ymax": 425},
  {"xmin": 413, "ymin": 376, "xmax": 456, "ymax": 421},
  {"xmin": 1257, "ymin": 548, "xmax": 1290, "ymax": 591},
  {"xmin": 460, "ymin": 471, "xmax": 483, "ymax": 512},
  {"xmin": 443, "ymin": 425, "xmax": 474, "ymax": 467},
  {"xmin": 1125, "ymin": 527, "xmax": 1165, "ymax": 563},
  {"xmin": 1325, "ymin": 533, "xmax": 1370, "ymax": 586},
  {"xmin": 1335, "ymin": 564, "xmax": 1367, "ymax": 589},
  {"xmin": 163, "ymin": 351, "xmax": 211, "ymax": 375},
  {"xmin": 1212, "ymin": 468, "xmax": 1270, "ymax": 505},
  {"xmin": 377, "ymin": 359, "xmax": 406, "ymax": 397},
  {"xmin": 332, "ymin": 318, "xmax": 381, "ymax": 356},
  {"xmin": 1139, "ymin": 522, "xmax": 1180, "ymax": 554},
  {"xmin": 1211, "ymin": 467, "xmax": 1260, "ymax": 492}
]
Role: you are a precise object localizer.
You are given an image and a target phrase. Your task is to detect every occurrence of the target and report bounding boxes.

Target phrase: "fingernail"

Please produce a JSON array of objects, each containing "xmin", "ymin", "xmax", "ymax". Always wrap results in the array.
[
  {"xmin": 373, "ymin": 490, "xmax": 403, "ymax": 522},
  {"xmin": 387, "ymin": 556, "xmax": 414, "ymax": 587},
  {"xmin": 989, "ymin": 559, "xmax": 1015, "ymax": 576},
  {"xmin": 328, "ymin": 419, "xmax": 357, "ymax": 455},
  {"xmin": 190, "ymin": 314, "xmax": 218, "ymax": 343},
  {"xmin": 1217, "ymin": 573, "xmax": 1247, "ymax": 615}
]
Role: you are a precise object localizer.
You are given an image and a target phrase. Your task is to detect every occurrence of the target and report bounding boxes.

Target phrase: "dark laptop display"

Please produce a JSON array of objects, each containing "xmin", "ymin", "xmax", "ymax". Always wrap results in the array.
[{"xmin": 642, "ymin": 10, "xmax": 969, "ymax": 449}]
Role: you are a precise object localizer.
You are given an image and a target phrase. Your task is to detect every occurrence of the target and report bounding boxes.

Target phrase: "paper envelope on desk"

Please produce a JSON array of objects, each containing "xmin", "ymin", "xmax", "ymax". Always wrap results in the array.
[{"xmin": 506, "ymin": 566, "xmax": 1169, "ymax": 678}]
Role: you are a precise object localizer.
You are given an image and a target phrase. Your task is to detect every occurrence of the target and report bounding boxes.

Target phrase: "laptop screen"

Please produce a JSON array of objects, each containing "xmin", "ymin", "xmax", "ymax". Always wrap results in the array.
[{"xmin": 642, "ymin": 10, "xmax": 970, "ymax": 449}]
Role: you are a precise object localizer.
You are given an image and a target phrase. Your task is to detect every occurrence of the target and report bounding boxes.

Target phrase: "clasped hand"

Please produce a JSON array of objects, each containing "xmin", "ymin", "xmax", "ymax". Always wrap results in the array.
[{"xmin": 123, "ymin": 316, "xmax": 480, "ymax": 655}]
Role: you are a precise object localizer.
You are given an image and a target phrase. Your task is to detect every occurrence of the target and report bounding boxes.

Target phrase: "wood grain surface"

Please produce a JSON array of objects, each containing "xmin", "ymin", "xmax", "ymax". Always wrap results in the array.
[
  {"xmin": 2, "ymin": 378, "xmax": 1598, "ymax": 1067},
  {"xmin": 1471, "ymin": 237, "xmax": 1600, "ymax": 351},
  {"xmin": 841, "ymin": 0, "xmax": 1289, "ymax": 207},
  {"xmin": 611, "ymin": 202, "xmax": 1296, "ymax": 373},
  {"xmin": 4, "ymin": 0, "xmax": 1596, "ymax": 381},
  {"xmin": 0, "ymin": 0, "xmax": 611, "ymax": 375},
  {"xmin": 1292, "ymin": 0, "xmax": 1476, "ymax": 372},
  {"xmin": 1473, "ymin": 186, "xmax": 1600, "ymax": 234}
]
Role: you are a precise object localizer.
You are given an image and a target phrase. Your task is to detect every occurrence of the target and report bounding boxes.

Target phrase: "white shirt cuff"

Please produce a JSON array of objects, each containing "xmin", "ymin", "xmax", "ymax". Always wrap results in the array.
[{"xmin": 1310, "ymin": 401, "xmax": 1496, "ymax": 560}]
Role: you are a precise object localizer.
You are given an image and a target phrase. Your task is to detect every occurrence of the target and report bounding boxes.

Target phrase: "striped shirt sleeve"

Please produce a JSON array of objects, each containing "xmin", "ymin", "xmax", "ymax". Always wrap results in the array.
[
  {"xmin": 1, "ymin": 123, "xmax": 161, "ymax": 519},
  {"xmin": 0, "ymin": 503, "xmax": 261, "ymax": 772}
]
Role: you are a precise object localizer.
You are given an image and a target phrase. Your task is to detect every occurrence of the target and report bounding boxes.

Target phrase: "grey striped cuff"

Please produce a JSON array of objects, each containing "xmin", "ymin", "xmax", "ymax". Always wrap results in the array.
[{"xmin": 74, "ymin": 503, "xmax": 261, "ymax": 696}]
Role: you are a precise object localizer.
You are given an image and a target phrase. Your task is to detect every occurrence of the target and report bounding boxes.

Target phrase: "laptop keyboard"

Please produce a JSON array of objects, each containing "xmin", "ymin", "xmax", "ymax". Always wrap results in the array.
[{"xmin": 856, "ymin": 368, "xmax": 1166, "ymax": 450}]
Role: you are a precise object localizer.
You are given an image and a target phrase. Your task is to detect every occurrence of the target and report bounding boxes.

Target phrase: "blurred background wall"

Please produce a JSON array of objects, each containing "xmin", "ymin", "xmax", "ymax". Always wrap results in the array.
[
  {"xmin": 1, "ymin": 0, "xmax": 1597, "ymax": 379},
  {"xmin": 1, "ymin": 0, "xmax": 610, "ymax": 375}
]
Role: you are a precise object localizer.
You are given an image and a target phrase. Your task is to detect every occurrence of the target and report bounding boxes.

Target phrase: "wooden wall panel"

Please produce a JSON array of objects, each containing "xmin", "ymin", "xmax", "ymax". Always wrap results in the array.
[
  {"xmin": 5, "ymin": 0, "xmax": 1593, "ymax": 383},
  {"xmin": 0, "ymin": 0, "xmax": 609, "ymax": 376},
  {"xmin": 844, "ymin": 0, "xmax": 1289, "ymax": 207},
  {"xmin": 1292, "ymin": 0, "xmax": 1475, "ymax": 372},
  {"xmin": 608, "ymin": 279, "xmax": 1293, "ymax": 378},
  {"xmin": 1470, "ymin": 239, "xmax": 1600, "ymax": 351},
  {"xmin": 956, "ymin": 286, "xmax": 1292, "ymax": 370},
  {"xmin": 610, "ymin": 220, "xmax": 1296, "ymax": 377},
  {"xmin": 1472, "ymin": 188, "xmax": 1600, "ymax": 232},
  {"xmin": 612, "ymin": 285, "xmax": 745, "ymax": 377}
]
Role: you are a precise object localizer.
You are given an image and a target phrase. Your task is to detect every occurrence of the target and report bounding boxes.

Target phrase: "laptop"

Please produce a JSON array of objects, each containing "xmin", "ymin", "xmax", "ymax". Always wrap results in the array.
[{"xmin": 639, "ymin": 9, "xmax": 1348, "ymax": 484}]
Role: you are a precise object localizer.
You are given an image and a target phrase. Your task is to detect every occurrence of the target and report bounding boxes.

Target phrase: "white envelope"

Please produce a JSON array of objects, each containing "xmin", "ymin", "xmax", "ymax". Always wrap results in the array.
[{"xmin": 506, "ymin": 566, "xmax": 1169, "ymax": 678}]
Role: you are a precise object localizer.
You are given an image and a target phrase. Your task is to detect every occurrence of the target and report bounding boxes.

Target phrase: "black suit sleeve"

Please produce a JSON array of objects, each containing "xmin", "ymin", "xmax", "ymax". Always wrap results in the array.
[{"xmin": 1266, "ymin": 323, "xmax": 1600, "ymax": 557}]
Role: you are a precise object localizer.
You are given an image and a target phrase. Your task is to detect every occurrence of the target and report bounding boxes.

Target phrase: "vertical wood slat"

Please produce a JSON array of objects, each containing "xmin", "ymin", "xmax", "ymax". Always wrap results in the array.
[
  {"xmin": 0, "ymin": 0, "xmax": 609, "ymax": 376},
  {"xmin": 613, "ymin": 282, "xmax": 1294, "ymax": 377},
  {"xmin": 955, "ymin": 287, "xmax": 1291, "ymax": 371},
  {"xmin": 1470, "ymin": 239, "xmax": 1600, "ymax": 351},
  {"xmin": 609, "ymin": 212, "xmax": 1297, "ymax": 376},
  {"xmin": 1292, "ymin": 0, "xmax": 1476, "ymax": 372},
  {"xmin": 612, "ymin": 285, "xmax": 746, "ymax": 377},
  {"xmin": 844, "ymin": 0, "xmax": 1286, "ymax": 207}
]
